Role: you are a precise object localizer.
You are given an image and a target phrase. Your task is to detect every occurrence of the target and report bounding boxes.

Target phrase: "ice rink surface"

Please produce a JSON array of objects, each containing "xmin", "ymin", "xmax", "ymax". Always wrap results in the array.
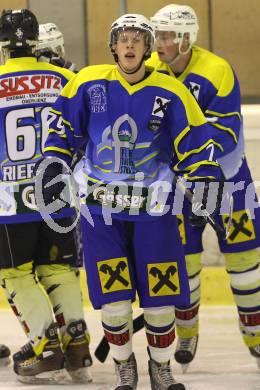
[{"xmin": 1, "ymin": 305, "xmax": 260, "ymax": 390}]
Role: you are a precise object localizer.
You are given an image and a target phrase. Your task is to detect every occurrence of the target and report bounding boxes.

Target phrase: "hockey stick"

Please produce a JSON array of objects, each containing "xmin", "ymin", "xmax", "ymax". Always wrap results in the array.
[
  {"xmin": 94, "ymin": 178, "xmax": 233, "ymax": 363},
  {"xmin": 175, "ymin": 177, "xmax": 233, "ymax": 240}
]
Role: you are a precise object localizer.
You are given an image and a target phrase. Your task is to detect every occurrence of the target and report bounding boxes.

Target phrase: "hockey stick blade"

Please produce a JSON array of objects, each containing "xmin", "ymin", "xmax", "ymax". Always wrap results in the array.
[{"xmin": 94, "ymin": 314, "xmax": 144, "ymax": 363}]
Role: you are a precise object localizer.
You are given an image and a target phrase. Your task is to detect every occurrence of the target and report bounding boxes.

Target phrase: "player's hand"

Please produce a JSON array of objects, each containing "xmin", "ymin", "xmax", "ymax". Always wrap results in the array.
[
  {"xmin": 42, "ymin": 161, "xmax": 66, "ymax": 205},
  {"xmin": 189, "ymin": 180, "xmax": 224, "ymax": 227},
  {"xmin": 34, "ymin": 158, "xmax": 66, "ymax": 205}
]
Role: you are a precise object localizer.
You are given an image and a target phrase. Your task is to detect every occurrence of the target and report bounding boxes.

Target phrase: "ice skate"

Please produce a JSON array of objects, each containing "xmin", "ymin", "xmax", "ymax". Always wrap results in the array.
[
  {"xmin": 0, "ymin": 344, "xmax": 11, "ymax": 366},
  {"xmin": 249, "ymin": 344, "xmax": 260, "ymax": 369},
  {"xmin": 13, "ymin": 323, "xmax": 69, "ymax": 384},
  {"xmin": 64, "ymin": 319, "xmax": 93, "ymax": 383},
  {"xmin": 148, "ymin": 357, "xmax": 185, "ymax": 390},
  {"xmin": 114, "ymin": 352, "xmax": 138, "ymax": 390},
  {"xmin": 174, "ymin": 335, "xmax": 198, "ymax": 373}
]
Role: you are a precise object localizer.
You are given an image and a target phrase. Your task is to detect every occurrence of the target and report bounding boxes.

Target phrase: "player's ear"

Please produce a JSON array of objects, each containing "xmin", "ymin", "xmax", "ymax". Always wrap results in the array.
[{"xmin": 112, "ymin": 44, "xmax": 117, "ymax": 54}]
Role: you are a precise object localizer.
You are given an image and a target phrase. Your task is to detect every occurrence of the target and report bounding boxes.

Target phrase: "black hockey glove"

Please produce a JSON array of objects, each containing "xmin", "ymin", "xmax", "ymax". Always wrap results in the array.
[
  {"xmin": 34, "ymin": 159, "xmax": 66, "ymax": 205},
  {"xmin": 189, "ymin": 179, "xmax": 224, "ymax": 227},
  {"xmin": 37, "ymin": 50, "xmax": 77, "ymax": 72}
]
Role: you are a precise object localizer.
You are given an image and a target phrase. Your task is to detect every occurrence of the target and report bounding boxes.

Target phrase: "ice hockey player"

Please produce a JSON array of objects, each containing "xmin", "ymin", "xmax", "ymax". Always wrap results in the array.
[
  {"xmin": 36, "ymin": 22, "xmax": 77, "ymax": 72},
  {"xmin": 0, "ymin": 9, "xmax": 92, "ymax": 383},
  {"xmin": 148, "ymin": 3, "xmax": 260, "ymax": 372},
  {"xmin": 39, "ymin": 13, "xmax": 225, "ymax": 390}
]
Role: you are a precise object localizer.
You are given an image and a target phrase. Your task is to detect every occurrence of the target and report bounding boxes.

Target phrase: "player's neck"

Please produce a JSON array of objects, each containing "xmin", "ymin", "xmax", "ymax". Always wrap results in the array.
[
  {"xmin": 169, "ymin": 51, "xmax": 192, "ymax": 76},
  {"xmin": 118, "ymin": 64, "xmax": 146, "ymax": 85}
]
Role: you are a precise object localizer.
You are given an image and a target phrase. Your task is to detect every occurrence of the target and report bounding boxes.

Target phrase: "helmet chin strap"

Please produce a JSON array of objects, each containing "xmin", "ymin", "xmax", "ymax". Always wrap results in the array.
[
  {"xmin": 165, "ymin": 37, "xmax": 192, "ymax": 67},
  {"xmin": 117, "ymin": 56, "xmax": 144, "ymax": 75},
  {"xmin": 114, "ymin": 48, "xmax": 150, "ymax": 75},
  {"xmin": 166, "ymin": 52, "xmax": 182, "ymax": 67}
]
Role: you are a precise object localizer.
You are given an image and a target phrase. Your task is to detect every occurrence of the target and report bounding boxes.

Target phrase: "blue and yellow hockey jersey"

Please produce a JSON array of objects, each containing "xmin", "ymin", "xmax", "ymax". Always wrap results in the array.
[
  {"xmin": 147, "ymin": 46, "xmax": 243, "ymax": 179},
  {"xmin": 0, "ymin": 57, "xmax": 74, "ymax": 223},
  {"xmin": 44, "ymin": 64, "xmax": 223, "ymax": 220}
]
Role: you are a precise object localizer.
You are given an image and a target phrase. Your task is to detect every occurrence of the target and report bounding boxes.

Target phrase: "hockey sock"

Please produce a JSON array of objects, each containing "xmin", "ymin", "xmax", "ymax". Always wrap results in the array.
[
  {"xmin": 175, "ymin": 253, "xmax": 201, "ymax": 338},
  {"xmin": 144, "ymin": 306, "xmax": 175, "ymax": 363},
  {"xmin": 101, "ymin": 300, "xmax": 133, "ymax": 361},
  {"xmin": 0, "ymin": 262, "xmax": 54, "ymax": 355},
  {"xmin": 224, "ymin": 249, "xmax": 260, "ymax": 347}
]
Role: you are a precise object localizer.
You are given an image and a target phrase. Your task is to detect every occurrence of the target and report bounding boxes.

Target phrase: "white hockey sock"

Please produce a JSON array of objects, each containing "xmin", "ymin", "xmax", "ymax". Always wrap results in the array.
[
  {"xmin": 144, "ymin": 306, "xmax": 175, "ymax": 363},
  {"xmin": 101, "ymin": 300, "xmax": 133, "ymax": 361}
]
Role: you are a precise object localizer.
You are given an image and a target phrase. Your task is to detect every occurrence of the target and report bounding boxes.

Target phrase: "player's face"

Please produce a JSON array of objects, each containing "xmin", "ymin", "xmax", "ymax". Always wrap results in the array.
[
  {"xmin": 114, "ymin": 29, "xmax": 147, "ymax": 71},
  {"xmin": 155, "ymin": 31, "xmax": 179, "ymax": 62},
  {"xmin": 155, "ymin": 31, "xmax": 189, "ymax": 63}
]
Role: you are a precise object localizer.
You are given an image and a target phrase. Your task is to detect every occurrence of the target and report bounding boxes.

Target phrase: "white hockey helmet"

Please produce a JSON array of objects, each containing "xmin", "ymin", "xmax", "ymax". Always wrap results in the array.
[
  {"xmin": 109, "ymin": 14, "xmax": 155, "ymax": 59},
  {"xmin": 151, "ymin": 4, "xmax": 199, "ymax": 46},
  {"xmin": 37, "ymin": 23, "xmax": 65, "ymax": 57}
]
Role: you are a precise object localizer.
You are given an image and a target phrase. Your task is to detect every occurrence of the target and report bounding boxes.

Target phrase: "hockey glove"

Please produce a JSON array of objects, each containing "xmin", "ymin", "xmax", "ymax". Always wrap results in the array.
[
  {"xmin": 34, "ymin": 158, "xmax": 66, "ymax": 205},
  {"xmin": 37, "ymin": 50, "xmax": 77, "ymax": 72},
  {"xmin": 189, "ymin": 179, "xmax": 224, "ymax": 227}
]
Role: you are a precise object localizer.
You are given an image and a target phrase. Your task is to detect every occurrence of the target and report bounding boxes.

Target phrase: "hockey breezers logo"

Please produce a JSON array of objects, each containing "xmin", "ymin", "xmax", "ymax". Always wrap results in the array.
[
  {"xmin": 149, "ymin": 265, "xmax": 177, "ymax": 294},
  {"xmin": 100, "ymin": 261, "xmax": 130, "ymax": 290},
  {"xmin": 225, "ymin": 213, "xmax": 253, "ymax": 241}
]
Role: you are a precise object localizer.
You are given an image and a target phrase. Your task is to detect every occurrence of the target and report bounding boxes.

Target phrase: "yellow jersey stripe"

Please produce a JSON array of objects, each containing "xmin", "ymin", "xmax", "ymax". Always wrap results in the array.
[
  {"xmin": 135, "ymin": 151, "xmax": 160, "ymax": 167},
  {"xmin": 211, "ymin": 122, "xmax": 238, "ymax": 144},
  {"xmin": 44, "ymin": 146, "xmax": 72, "ymax": 157},
  {"xmin": 93, "ymin": 164, "xmax": 112, "ymax": 173},
  {"xmin": 205, "ymin": 109, "xmax": 241, "ymax": 120}
]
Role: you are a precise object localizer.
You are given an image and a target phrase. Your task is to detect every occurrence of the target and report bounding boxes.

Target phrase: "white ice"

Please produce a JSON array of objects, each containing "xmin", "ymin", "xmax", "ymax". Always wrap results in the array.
[{"xmin": 0, "ymin": 306, "xmax": 260, "ymax": 389}]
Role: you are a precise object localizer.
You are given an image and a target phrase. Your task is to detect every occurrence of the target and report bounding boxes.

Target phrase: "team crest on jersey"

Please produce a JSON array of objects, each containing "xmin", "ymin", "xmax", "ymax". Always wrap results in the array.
[
  {"xmin": 112, "ymin": 114, "xmax": 138, "ymax": 173},
  {"xmin": 87, "ymin": 84, "xmax": 107, "ymax": 113},
  {"xmin": 97, "ymin": 257, "xmax": 132, "ymax": 293},
  {"xmin": 147, "ymin": 262, "xmax": 180, "ymax": 296},
  {"xmin": 188, "ymin": 82, "xmax": 201, "ymax": 101},
  {"xmin": 152, "ymin": 96, "xmax": 171, "ymax": 118}
]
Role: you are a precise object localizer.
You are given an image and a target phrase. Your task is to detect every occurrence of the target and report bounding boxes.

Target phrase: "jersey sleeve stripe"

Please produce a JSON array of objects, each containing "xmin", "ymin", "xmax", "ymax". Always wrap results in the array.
[
  {"xmin": 48, "ymin": 129, "xmax": 67, "ymax": 138},
  {"xmin": 174, "ymin": 160, "xmax": 219, "ymax": 173},
  {"xmin": 210, "ymin": 122, "xmax": 238, "ymax": 144},
  {"xmin": 44, "ymin": 146, "xmax": 72, "ymax": 157},
  {"xmin": 174, "ymin": 125, "xmax": 190, "ymax": 159},
  {"xmin": 205, "ymin": 109, "xmax": 241, "ymax": 120}
]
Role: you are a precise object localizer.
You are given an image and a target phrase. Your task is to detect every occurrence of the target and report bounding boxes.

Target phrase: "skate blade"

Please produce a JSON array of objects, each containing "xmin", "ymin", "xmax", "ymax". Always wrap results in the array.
[
  {"xmin": 0, "ymin": 357, "xmax": 11, "ymax": 367},
  {"xmin": 68, "ymin": 367, "xmax": 93, "ymax": 383},
  {"xmin": 17, "ymin": 368, "xmax": 71, "ymax": 384},
  {"xmin": 181, "ymin": 363, "xmax": 189, "ymax": 374}
]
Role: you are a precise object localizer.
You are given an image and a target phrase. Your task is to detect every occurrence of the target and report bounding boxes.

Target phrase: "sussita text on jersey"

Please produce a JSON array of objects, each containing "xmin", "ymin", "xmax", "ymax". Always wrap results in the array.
[{"xmin": 0, "ymin": 74, "xmax": 62, "ymax": 97}]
